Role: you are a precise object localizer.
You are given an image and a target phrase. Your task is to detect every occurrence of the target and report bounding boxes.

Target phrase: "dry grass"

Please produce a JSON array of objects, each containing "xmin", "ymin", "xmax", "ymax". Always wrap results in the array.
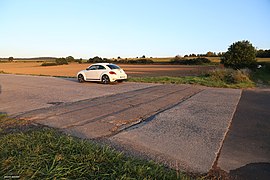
[{"xmin": 257, "ymin": 58, "xmax": 270, "ymax": 62}]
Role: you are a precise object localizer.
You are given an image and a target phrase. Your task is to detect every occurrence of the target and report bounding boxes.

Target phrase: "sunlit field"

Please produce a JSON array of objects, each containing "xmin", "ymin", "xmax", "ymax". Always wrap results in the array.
[{"xmin": 0, "ymin": 62, "xmax": 217, "ymax": 78}]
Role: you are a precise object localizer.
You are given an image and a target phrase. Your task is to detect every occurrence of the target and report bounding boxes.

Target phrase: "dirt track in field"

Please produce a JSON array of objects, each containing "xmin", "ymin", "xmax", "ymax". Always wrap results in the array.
[{"xmin": 0, "ymin": 62, "xmax": 217, "ymax": 77}]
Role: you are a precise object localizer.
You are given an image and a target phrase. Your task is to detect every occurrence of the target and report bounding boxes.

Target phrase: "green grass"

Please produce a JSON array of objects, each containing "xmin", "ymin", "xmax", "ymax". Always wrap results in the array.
[
  {"xmin": 0, "ymin": 115, "xmax": 193, "ymax": 179},
  {"xmin": 252, "ymin": 63, "xmax": 270, "ymax": 85},
  {"xmin": 128, "ymin": 76, "xmax": 255, "ymax": 89}
]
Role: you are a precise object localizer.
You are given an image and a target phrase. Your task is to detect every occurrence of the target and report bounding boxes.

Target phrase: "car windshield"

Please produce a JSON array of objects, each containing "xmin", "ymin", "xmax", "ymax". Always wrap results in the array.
[{"xmin": 107, "ymin": 64, "xmax": 120, "ymax": 70}]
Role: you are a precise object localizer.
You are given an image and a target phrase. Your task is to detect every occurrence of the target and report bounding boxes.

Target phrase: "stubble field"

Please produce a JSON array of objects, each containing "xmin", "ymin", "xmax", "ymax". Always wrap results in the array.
[{"xmin": 0, "ymin": 62, "xmax": 217, "ymax": 77}]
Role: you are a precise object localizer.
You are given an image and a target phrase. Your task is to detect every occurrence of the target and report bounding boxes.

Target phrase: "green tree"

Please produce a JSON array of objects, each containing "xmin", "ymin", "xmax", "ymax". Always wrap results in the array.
[
  {"xmin": 66, "ymin": 56, "xmax": 75, "ymax": 62},
  {"xmin": 221, "ymin": 40, "xmax": 257, "ymax": 69},
  {"xmin": 8, "ymin": 57, "xmax": 14, "ymax": 62},
  {"xmin": 256, "ymin": 49, "xmax": 270, "ymax": 58}
]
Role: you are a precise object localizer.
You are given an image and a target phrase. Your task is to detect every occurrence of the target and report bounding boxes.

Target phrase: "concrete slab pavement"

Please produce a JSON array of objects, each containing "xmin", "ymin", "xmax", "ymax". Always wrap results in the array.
[
  {"xmin": 1, "ymin": 74, "xmax": 250, "ymax": 175},
  {"xmin": 0, "ymin": 74, "xmax": 157, "ymax": 115},
  {"xmin": 110, "ymin": 88, "xmax": 242, "ymax": 173},
  {"xmin": 15, "ymin": 84, "xmax": 203, "ymax": 138}
]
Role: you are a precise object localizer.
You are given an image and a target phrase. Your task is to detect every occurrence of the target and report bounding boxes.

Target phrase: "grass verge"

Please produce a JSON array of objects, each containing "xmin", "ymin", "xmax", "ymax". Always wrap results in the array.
[
  {"xmin": 252, "ymin": 63, "xmax": 270, "ymax": 85},
  {"xmin": 128, "ymin": 76, "xmax": 255, "ymax": 89},
  {"xmin": 0, "ymin": 114, "xmax": 192, "ymax": 179}
]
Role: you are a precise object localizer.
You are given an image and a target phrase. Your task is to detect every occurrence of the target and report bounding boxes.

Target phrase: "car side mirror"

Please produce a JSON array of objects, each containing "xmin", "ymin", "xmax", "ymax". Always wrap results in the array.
[{"xmin": 86, "ymin": 68, "xmax": 90, "ymax": 70}]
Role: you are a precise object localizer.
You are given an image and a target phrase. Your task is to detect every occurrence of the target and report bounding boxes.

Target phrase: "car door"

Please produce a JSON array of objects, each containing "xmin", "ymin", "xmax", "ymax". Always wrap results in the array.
[
  {"xmin": 85, "ymin": 65, "xmax": 99, "ymax": 80},
  {"xmin": 95, "ymin": 65, "xmax": 106, "ymax": 79}
]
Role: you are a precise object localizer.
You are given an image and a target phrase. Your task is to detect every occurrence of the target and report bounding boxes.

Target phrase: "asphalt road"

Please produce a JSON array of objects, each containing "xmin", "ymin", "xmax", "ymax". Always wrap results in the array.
[
  {"xmin": 217, "ymin": 89, "xmax": 270, "ymax": 180},
  {"xmin": 2, "ymin": 74, "xmax": 269, "ymax": 176}
]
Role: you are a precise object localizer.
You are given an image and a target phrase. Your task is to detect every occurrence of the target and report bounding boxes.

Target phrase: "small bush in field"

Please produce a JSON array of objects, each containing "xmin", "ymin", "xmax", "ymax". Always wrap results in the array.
[
  {"xmin": 170, "ymin": 57, "xmax": 211, "ymax": 65},
  {"xmin": 41, "ymin": 62, "xmax": 58, "ymax": 66},
  {"xmin": 56, "ymin": 58, "xmax": 68, "ymax": 65},
  {"xmin": 75, "ymin": 58, "xmax": 83, "ymax": 64}
]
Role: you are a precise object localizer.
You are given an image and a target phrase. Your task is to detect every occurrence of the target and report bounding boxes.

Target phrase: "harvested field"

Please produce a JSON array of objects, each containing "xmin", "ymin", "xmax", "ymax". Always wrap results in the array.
[{"xmin": 0, "ymin": 62, "xmax": 217, "ymax": 77}]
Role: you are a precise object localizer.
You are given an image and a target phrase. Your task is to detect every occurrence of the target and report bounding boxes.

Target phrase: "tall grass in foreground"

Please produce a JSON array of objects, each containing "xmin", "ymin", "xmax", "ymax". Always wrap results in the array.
[{"xmin": 0, "ymin": 115, "xmax": 191, "ymax": 179}]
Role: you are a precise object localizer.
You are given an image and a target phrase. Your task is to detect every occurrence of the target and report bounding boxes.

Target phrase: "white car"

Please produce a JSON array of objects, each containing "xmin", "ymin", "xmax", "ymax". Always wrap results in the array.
[{"xmin": 77, "ymin": 63, "xmax": 127, "ymax": 84}]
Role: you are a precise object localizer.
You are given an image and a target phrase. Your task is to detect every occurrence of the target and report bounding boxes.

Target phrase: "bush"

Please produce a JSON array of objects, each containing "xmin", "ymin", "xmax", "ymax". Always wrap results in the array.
[
  {"xmin": 41, "ymin": 62, "xmax": 58, "ymax": 66},
  {"xmin": 88, "ymin": 56, "xmax": 112, "ymax": 63},
  {"xmin": 55, "ymin": 58, "xmax": 68, "ymax": 65},
  {"xmin": 8, "ymin": 57, "xmax": 14, "ymax": 62},
  {"xmin": 221, "ymin": 40, "xmax": 257, "ymax": 69},
  {"xmin": 170, "ymin": 57, "xmax": 211, "ymax": 65},
  {"xmin": 209, "ymin": 68, "xmax": 252, "ymax": 84},
  {"xmin": 75, "ymin": 58, "xmax": 83, "ymax": 64},
  {"xmin": 118, "ymin": 58, "xmax": 154, "ymax": 64}
]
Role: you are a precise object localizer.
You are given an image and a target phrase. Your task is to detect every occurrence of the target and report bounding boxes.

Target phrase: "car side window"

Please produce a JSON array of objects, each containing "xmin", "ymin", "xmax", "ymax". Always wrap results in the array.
[
  {"xmin": 97, "ymin": 65, "xmax": 106, "ymax": 70},
  {"xmin": 88, "ymin": 65, "xmax": 97, "ymax": 70}
]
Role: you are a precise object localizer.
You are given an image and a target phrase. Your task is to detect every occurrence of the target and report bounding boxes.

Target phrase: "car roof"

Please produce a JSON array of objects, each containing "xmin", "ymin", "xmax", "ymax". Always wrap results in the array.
[{"xmin": 92, "ymin": 63, "xmax": 111, "ymax": 66}]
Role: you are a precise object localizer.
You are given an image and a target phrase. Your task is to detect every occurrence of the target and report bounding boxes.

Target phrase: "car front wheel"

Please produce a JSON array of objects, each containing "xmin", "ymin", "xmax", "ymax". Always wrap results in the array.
[
  {"xmin": 78, "ymin": 74, "xmax": 85, "ymax": 83},
  {"xmin": 101, "ymin": 75, "xmax": 110, "ymax": 84}
]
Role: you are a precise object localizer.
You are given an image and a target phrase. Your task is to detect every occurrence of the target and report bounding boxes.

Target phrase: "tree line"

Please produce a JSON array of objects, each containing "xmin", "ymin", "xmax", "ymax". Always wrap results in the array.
[
  {"xmin": 183, "ymin": 49, "xmax": 270, "ymax": 58},
  {"xmin": 256, "ymin": 49, "xmax": 270, "ymax": 58}
]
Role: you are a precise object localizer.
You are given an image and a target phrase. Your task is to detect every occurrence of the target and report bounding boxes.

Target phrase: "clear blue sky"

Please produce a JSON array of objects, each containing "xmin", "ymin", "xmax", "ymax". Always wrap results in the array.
[{"xmin": 1, "ymin": 0, "xmax": 269, "ymax": 58}]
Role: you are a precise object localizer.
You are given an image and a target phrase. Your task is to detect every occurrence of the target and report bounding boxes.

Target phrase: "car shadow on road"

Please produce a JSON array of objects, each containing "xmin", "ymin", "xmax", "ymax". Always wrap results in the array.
[
  {"xmin": 59, "ymin": 77, "xmax": 123, "ymax": 85},
  {"xmin": 229, "ymin": 162, "xmax": 270, "ymax": 180}
]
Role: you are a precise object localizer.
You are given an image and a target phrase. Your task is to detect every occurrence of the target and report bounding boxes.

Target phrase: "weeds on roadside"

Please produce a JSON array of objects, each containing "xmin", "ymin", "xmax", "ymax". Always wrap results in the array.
[
  {"xmin": 129, "ymin": 68, "xmax": 255, "ymax": 88},
  {"xmin": 0, "ymin": 116, "xmax": 190, "ymax": 179},
  {"xmin": 208, "ymin": 68, "xmax": 252, "ymax": 84}
]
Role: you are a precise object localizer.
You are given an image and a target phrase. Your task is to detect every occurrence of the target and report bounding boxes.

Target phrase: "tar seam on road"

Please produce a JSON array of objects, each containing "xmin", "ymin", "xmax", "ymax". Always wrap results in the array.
[
  {"xmin": 210, "ymin": 89, "xmax": 243, "ymax": 170},
  {"xmin": 61, "ymin": 86, "xmax": 193, "ymax": 129}
]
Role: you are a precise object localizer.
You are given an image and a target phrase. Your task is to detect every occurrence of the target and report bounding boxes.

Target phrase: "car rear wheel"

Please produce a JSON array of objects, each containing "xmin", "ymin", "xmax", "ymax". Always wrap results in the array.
[
  {"xmin": 101, "ymin": 75, "xmax": 110, "ymax": 84},
  {"xmin": 78, "ymin": 74, "xmax": 85, "ymax": 83}
]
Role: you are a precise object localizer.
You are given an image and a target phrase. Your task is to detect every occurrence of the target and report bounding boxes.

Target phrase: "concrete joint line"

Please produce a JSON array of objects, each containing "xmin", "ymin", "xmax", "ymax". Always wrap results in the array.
[{"xmin": 211, "ymin": 89, "xmax": 243, "ymax": 171}]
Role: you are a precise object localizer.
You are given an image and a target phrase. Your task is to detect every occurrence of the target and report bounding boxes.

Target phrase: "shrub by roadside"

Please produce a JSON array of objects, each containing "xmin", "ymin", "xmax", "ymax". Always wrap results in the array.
[
  {"xmin": 208, "ymin": 68, "xmax": 252, "ymax": 84},
  {"xmin": 129, "ymin": 68, "xmax": 255, "ymax": 88}
]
